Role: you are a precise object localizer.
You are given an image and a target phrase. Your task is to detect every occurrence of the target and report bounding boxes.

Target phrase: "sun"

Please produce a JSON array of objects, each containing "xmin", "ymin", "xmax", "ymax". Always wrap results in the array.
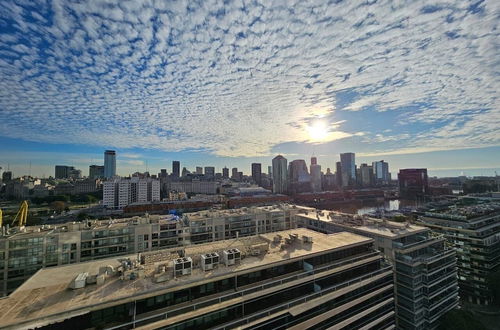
[{"xmin": 307, "ymin": 120, "xmax": 329, "ymax": 142}]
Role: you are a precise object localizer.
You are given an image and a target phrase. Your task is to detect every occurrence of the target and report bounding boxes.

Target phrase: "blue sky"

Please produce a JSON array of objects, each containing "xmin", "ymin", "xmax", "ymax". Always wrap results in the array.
[{"xmin": 0, "ymin": 0, "xmax": 498, "ymax": 178}]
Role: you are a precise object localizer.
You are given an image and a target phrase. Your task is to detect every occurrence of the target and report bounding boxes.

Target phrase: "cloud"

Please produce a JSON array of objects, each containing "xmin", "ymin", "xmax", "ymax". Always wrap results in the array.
[{"xmin": 0, "ymin": 0, "xmax": 498, "ymax": 159}]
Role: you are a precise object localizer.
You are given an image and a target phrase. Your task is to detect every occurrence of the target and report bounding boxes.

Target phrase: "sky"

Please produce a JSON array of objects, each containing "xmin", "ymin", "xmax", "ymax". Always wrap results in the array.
[{"xmin": 0, "ymin": 0, "xmax": 499, "ymax": 178}]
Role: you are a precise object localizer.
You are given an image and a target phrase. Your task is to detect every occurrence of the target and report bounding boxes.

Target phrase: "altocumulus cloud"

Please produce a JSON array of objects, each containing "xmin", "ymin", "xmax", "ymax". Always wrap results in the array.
[{"xmin": 0, "ymin": 0, "xmax": 498, "ymax": 157}]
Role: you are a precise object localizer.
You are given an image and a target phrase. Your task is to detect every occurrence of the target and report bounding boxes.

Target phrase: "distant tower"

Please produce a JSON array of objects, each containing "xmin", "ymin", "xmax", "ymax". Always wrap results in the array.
[
  {"xmin": 251, "ymin": 163, "xmax": 262, "ymax": 186},
  {"xmin": 172, "ymin": 161, "xmax": 180, "ymax": 178},
  {"xmin": 340, "ymin": 152, "xmax": 356, "ymax": 186},
  {"xmin": 104, "ymin": 150, "xmax": 116, "ymax": 179},
  {"xmin": 222, "ymin": 167, "xmax": 229, "ymax": 179},
  {"xmin": 311, "ymin": 156, "xmax": 317, "ymax": 166},
  {"xmin": 272, "ymin": 155, "xmax": 288, "ymax": 194}
]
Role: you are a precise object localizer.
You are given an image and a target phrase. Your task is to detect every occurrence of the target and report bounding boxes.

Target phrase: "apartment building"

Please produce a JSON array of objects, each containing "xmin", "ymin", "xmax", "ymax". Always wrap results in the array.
[
  {"xmin": 297, "ymin": 207, "xmax": 458, "ymax": 330},
  {"xmin": 0, "ymin": 205, "xmax": 298, "ymax": 297},
  {"xmin": 0, "ymin": 229, "xmax": 395, "ymax": 330},
  {"xmin": 103, "ymin": 177, "xmax": 161, "ymax": 209},
  {"xmin": 417, "ymin": 202, "xmax": 500, "ymax": 305}
]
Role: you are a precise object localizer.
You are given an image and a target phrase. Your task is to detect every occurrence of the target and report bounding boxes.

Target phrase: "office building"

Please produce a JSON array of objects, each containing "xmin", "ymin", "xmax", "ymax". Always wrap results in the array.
[
  {"xmin": 89, "ymin": 165, "xmax": 104, "ymax": 179},
  {"xmin": 251, "ymin": 163, "xmax": 262, "ymax": 186},
  {"xmin": 159, "ymin": 169, "xmax": 168, "ymax": 178},
  {"xmin": 335, "ymin": 161, "xmax": 342, "ymax": 187},
  {"xmin": 231, "ymin": 167, "xmax": 238, "ymax": 180},
  {"xmin": 172, "ymin": 161, "xmax": 180, "ymax": 178},
  {"xmin": 272, "ymin": 155, "xmax": 288, "ymax": 194},
  {"xmin": 103, "ymin": 177, "xmax": 160, "ymax": 209},
  {"xmin": 222, "ymin": 167, "xmax": 229, "ymax": 179},
  {"xmin": 0, "ymin": 205, "xmax": 299, "ymax": 297},
  {"xmin": 373, "ymin": 160, "xmax": 390, "ymax": 185},
  {"xmin": 340, "ymin": 152, "xmax": 356, "ymax": 186},
  {"xmin": 55, "ymin": 165, "xmax": 81, "ymax": 179},
  {"xmin": 195, "ymin": 167, "xmax": 203, "ymax": 175},
  {"xmin": 204, "ymin": 166, "xmax": 215, "ymax": 178},
  {"xmin": 310, "ymin": 162, "xmax": 322, "ymax": 192},
  {"xmin": 323, "ymin": 168, "xmax": 336, "ymax": 191},
  {"xmin": 418, "ymin": 203, "xmax": 500, "ymax": 305},
  {"xmin": 359, "ymin": 163, "xmax": 374, "ymax": 187},
  {"xmin": 104, "ymin": 150, "xmax": 116, "ymax": 179},
  {"xmin": 297, "ymin": 207, "xmax": 458, "ymax": 330},
  {"xmin": 398, "ymin": 169, "xmax": 428, "ymax": 199},
  {"xmin": 1, "ymin": 171, "xmax": 12, "ymax": 183},
  {"xmin": 288, "ymin": 159, "xmax": 311, "ymax": 194},
  {"xmin": 0, "ymin": 228, "xmax": 395, "ymax": 330}
]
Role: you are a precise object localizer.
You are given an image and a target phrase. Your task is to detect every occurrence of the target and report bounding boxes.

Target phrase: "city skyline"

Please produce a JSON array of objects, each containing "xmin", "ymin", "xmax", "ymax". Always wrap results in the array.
[{"xmin": 0, "ymin": 1, "xmax": 498, "ymax": 179}]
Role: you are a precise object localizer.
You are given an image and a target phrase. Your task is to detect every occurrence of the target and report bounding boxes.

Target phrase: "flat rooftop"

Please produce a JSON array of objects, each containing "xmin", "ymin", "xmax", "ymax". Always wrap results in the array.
[
  {"xmin": 0, "ymin": 228, "xmax": 371, "ymax": 329},
  {"xmin": 296, "ymin": 206, "xmax": 428, "ymax": 238},
  {"xmin": 183, "ymin": 203, "xmax": 295, "ymax": 221},
  {"xmin": 0, "ymin": 214, "xmax": 178, "ymax": 239}
]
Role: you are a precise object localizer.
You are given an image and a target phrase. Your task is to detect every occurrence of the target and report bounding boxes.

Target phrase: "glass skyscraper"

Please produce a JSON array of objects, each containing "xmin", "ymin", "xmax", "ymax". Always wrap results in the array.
[{"xmin": 104, "ymin": 150, "xmax": 116, "ymax": 179}]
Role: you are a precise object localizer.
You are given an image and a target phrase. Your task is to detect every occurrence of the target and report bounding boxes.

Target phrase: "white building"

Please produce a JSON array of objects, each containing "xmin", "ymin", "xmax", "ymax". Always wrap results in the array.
[{"xmin": 103, "ymin": 177, "xmax": 160, "ymax": 209}]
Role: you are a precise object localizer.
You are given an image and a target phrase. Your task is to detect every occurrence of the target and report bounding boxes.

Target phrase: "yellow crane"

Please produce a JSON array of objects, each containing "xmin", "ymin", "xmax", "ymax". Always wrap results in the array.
[{"xmin": 11, "ymin": 200, "xmax": 29, "ymax": 227}]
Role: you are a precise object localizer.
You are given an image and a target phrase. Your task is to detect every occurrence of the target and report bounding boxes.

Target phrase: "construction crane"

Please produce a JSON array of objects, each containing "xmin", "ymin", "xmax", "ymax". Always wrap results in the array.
[{"xmin": 12, "ymin": 200, "xmax": 29, "ymax": 227}]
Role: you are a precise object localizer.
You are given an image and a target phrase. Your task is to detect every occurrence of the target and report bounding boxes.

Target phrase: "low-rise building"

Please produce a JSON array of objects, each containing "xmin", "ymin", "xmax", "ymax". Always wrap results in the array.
[{"xmin": 0, "ymin": 229, "xmax": 395, "ymax": 330}]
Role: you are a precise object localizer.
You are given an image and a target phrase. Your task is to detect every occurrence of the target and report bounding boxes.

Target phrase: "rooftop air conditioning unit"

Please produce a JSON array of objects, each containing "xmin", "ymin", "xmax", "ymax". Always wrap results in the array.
[
  {"xmin": 302, "ymin": 235, "xmax": 313, "ymax": 244},
  {"xmin": 222, "ymin": 248, "xmax": 241, "ymax": 266},
  {"xmin": 173, "ymin": 257, "xmax": 192, "ymax": 277},
  {"xmin": 201, "ymin": 252, "xmax": 220, "ymax": 271}
]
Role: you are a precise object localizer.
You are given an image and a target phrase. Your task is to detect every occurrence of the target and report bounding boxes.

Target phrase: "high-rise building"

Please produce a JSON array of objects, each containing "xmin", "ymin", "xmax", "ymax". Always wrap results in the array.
[
  {"xmin": 418, "ymin": 203, "xmax": 500, "ymax": 305},
  {"xmin": 335, "ymin": 161, "xmax": 342, "ymax": 187},
  {"xmin": 398, "ymin": 169, "xmax": 428, "ymax": 198},
  {"xmin": 159, "ymin": 169, "xmax": 168, "ymax": 178},
  {"xmin": 89, "ymin": 165, "xmax": 104, "ymax": 179},
  {"xmin": 251, "ymin": 163, "xmax": 262, "ymax": 186},
  {"xmin": 231, "ymin": 167, "xmax": 238, "ymax": 180},
  {"xmin": 204, "ymin": 166, "xmax": 215, "ymax": 178},
  {"xmin": 298, "ymin": 207, "xmax": 459, "ymax": 330},
  {"xmin": 195, "ymin": 166, "xmax": 203, "ymax": 175},
  {"xmin": 104, "ymin": 150, "xmax": 116, "ymax": 179},
  {"xmin": 268, "ymin": 165, "xmax": 272, "ymax": 177},
  {"xmin": 55, "ymin": 165, "xmax": 70, "ymax": 179},
  {"xmin": 172, "ymin": 161, "xmax": 180, "ymax": 178},
  {"xmin": 103, "ymin": 177, "xmax": 160, "ymax": 209},
  {"xmin": 310, "ymin": 156, "xmax": 317, "ymax": 165},
  {"xmin": 340, "ymin": 152, "xmax": 356, "ymax": 186},
  {"xmin": 1, "ymin": 171, "xmax": 12, "ymax": 182},
  {"xmin": 288, "ymin": 160, "xmax": 311, "ymax": 194},
  {"xmin": 272, "ymin": 155, "xmax": 288, "ymax": 194},
  {"xmin": 55, "ymin": 165, "xmax": 81, "ymax": 179},
  {"xmin": 359, "ymin": 163, "xmax": 374, "ymax": 187},
  {"xmin": 310, "ymin": 163, "xmax": 322, "ymax": 192},
  {"xmin": 0, "ymin": 228, "xmax": 395, "ymax": 330},
  {"xmin": 222, "ymin": 167, "xmax": 229, "ymax": 178},
  {"xmin": 181, "ymin": 167, "xmax": 189, "ymax": 177},
  {"xmin": 372, "ymin": 160, "xmax": 390, "ymax": 185},
  {"xmin": 323, "ymin": 168, "xmax": 336, "ymax": 190}
]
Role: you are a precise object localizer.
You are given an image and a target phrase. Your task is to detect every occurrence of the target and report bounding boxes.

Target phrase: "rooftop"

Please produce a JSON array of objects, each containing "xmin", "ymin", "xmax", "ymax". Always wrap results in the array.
[
  {"xmin": 0, "ymin": 214, "xmax": 178, "ymax": 239},
  {"xmin": 296, "ymin": 206, "xmax": 428, "ymax": 238},
  {"xmin": 0, "ymin": 228, "xmax": 371, "ymax": 329},
  {"xmin": 182, "ymin": 203, "xmax": 296, "ymax": 221}
]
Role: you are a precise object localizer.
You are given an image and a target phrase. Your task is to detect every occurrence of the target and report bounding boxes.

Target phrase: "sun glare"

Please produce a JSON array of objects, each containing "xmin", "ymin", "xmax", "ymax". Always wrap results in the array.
[{"xmin": 307, "ymin": 120, "xmax": 329, "ymax": 142}]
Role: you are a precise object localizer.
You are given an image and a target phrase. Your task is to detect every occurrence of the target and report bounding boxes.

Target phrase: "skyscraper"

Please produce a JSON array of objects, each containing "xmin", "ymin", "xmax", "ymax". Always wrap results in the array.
[
  {"xmin": 288, "ymin": 160, "xmax": 311, "ymax": 194},
  {"xmin": 204, "ymin": 166, "xmax": 215, "ymax": 178},
  {"xmin": 251, "ymin": 163, "xmax": 262, "ymax": 186},
  {"xmin": 310, "ymin": 156, "xmax": 317, "ymax": 165},
  {"xmin": 272, "ymin": 155, "xmax": 288, "ymax": 194},
  {"xmin": 172, "ymin": 161, "xmax": 180, "ymax": 178},
  {"xmin": 104, "ymin": 150, "xmax": 116, "ymax": 179},
  {"xmin": 222, "ymin": 167, "xmax": 229, "ymax": 179},
  {"xmin": 372, "ymin": 160, "xmax": 390, "ymax": 185},
  {"xmin": 195, "ymin": 166, "xmax": 203, "ymax": 175},
  {"xmin": 310, "ymin": 164, "xmax": 322, "ymax": 192},
  {"xmin": 340, "ymin": 152, "xmax": 356, "ymax": 186},
  {"xmin": 231, "ymin": 167, "xmax": 238, "ymax": 180}
]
